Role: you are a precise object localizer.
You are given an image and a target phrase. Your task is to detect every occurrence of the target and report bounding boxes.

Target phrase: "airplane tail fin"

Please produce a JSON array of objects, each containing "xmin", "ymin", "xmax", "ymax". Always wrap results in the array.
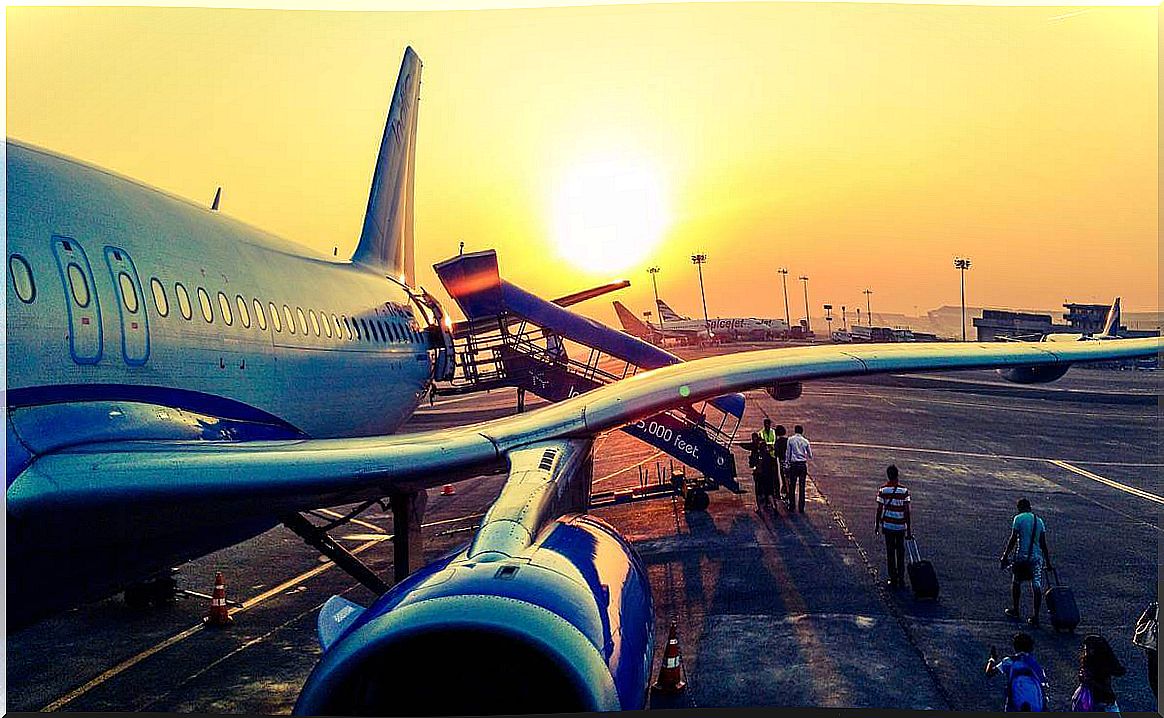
[
  {"xmin": 656, "ymin": 299, "xmax": 687, "ymax": 322},
  {"xmin": 1099, "ymin": 297, "xmax": 1121, "ymax": 338},
  {"xmin": 351, "ymin": 47, "xmax": 422, "ymax": 284},
  {"xmin": 613, "ymin": 301, "xmax": 652, "ymax": 338}
]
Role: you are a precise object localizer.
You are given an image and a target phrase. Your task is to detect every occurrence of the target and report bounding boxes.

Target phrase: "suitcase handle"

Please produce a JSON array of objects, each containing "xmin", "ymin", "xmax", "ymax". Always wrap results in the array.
[{"xmin": 905, "ymin": 536, "xmax": 921, "ymax": 564}]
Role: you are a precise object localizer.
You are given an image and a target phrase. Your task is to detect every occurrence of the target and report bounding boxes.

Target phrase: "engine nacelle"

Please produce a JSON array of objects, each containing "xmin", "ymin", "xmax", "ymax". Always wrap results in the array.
[
  {"xmin": 997, "ymin": 364, "xmax": 1071, "ymax": 384},
  {"xmin": 766, "ymin": 382, "xmax": 803, "ymax": 401},
  {"xmin": 294, "ymin": 514, "xmax": 654, "ymax": 716}
]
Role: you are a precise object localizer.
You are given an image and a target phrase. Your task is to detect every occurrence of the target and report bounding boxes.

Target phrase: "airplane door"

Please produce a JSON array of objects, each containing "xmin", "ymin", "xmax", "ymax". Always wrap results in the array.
[
  {"xmin": 52, "ymin": 236, "xmax": 103, "ymax": 364},
  {"xmin": 104, "ymin": 246, "xmax": 150, "ymax": 365}
]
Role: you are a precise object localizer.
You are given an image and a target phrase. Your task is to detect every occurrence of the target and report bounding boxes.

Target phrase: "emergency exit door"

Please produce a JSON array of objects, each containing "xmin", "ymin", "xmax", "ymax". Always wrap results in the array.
[
  {"xmin": 104, "ymin": 246, "xmax": 150, "ymax": 366},
  {"xmin": 52, "ymin": 236, "xmax": 103, "ymax": 365}
]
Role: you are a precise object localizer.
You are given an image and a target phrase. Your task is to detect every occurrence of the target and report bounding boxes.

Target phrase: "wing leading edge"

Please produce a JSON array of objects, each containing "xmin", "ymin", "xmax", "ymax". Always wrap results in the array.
[{"xmin": 12, "ymin": 338, "xmax": 1159, "ymax": 516}]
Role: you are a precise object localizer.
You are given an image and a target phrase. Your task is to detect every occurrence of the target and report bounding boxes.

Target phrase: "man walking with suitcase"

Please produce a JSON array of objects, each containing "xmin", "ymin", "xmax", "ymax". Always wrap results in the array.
[
  {"xmin": 1000, "ymin": 498, "xmax": 1054, "ymax": 628},
  {"xmin": 875, "ymin": 464, "xmax": 911, "ymax": 588}
]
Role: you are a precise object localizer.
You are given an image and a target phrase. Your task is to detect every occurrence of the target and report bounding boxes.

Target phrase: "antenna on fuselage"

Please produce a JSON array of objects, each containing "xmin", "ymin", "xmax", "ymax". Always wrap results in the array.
[{"xmin": 211, "ymin": 187, "xmax": 222, "ymax": 211}]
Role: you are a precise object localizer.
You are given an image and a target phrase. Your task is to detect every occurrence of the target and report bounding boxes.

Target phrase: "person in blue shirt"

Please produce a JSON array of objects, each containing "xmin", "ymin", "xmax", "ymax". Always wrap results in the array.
[
  {"xmin": 986, "ymin": 631, "xmax": 1049, "ymax": 711},
  {"xmin": 999, "ymin": 498, "xmax": 1054, "ymax": 627}
]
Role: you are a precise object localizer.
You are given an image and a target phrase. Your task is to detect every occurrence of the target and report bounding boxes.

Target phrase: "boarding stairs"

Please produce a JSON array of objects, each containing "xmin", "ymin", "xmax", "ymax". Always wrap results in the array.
[{"xmin": 432, "ymin": 250, "xmax": 743, "ymax": 490}]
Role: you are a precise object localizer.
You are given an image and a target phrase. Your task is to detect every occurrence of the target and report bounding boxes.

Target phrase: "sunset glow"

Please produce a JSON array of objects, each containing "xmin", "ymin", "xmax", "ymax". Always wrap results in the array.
[{"xmin": 6, "ymin": 3, "xmax": 1157, "ymax": 324}]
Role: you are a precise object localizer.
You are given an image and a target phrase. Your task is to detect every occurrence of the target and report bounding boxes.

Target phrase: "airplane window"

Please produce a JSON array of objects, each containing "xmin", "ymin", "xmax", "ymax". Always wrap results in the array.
[
  {"xmin": 353, "ymin": 318, "xmax": 363, "ymax": 341},
  {"xmin": 309, "ymin": 309, "xmax": 320, "ymax": 337},
  {"xmin": 236, "ymin": 295, "xmax": 251, "ymax": 328},
  {"xmin": 118, "ymin": 272, "xmax": 139, "ymax": 313},
  {"xmin": 253, "ymin": 298, "xmax": 267, "ymax": 331},
  {"xmin": 198, "ymin": 287, "xmax": 214, "ymax": 322},
  {"xmin": 217, "ymin": 292, "xmax": 233, "ymax": 326},
  {"xmin": 385, "ymin": 321, "xmax": 395, "ymax": 343},
  {"xmin": 9, "ymin": 255, "xmax": 36, "ymax": 303},
  {"xmin": 269, "ymin": 302, "xmax": 282, "ymax": 332},
  {"xmin": 371, "ymin": 320, "xmax": 382, "ymax": 343},
  {"xmin": 361, "ymin": 319, "xmax": 372, "ymax": 342},
  {"xmin": 342, "ymin": 315, "xmax": 352, "ymax": 340},
  {"xmin": 283, "ymin": 304, "xmax": 295, "ymax": 334},
  {"xmin": 175, "ymin": 283, "xmax": 192, "ymax": 320},
  {"xmin": 390, "ymin": 322, "xmax": 400, "ymax": 342},
  {"xmin": 296, "ymin": 307, "xmax": 308, "ymax": 335},
  {"xmin": 332, "ymin": 314, "xmax": 341, "ymax": 338},
  {"xmin": 150, "ymin": 278, "xmax": 168, "ymax": 316},
  {"xmin": 66, "ymin": 263, "xmax": 91, "ymax": 308},
  {"xmin": 320, "ymin": 310, "xmax": 332, "ymax": 338}
]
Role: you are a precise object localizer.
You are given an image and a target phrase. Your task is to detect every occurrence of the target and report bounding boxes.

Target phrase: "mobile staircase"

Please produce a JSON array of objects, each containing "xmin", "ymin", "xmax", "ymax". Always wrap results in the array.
[{"xmin": 433, "ymin": 250, "xmax": 744, "ymax": 495}]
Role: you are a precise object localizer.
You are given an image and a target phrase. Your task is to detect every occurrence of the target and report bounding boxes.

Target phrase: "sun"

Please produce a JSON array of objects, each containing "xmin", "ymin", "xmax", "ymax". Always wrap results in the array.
[{"xmin": 551, "ymin": 155, "xmax": 669, "ymax": 274}]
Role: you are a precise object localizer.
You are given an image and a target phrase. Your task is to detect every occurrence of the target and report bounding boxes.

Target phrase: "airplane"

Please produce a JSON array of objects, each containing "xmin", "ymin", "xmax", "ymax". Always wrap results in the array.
[
  {"xmin": 7, "ymin": 46, "xmax": 1160, "ymax": 715},
  {"xmin": 613, "ymin": 299, "xmax": 789, "ymax": 342},
  {"xmin": 997, "ymin": 298, "xmax": 1135, "ymax": 382}
]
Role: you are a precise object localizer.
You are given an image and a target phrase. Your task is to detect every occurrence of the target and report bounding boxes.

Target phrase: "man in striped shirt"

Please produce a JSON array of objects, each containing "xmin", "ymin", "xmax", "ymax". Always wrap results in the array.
[{"xmin": 875, "ymin": 465, "xmax": 912, "ymax": 588}]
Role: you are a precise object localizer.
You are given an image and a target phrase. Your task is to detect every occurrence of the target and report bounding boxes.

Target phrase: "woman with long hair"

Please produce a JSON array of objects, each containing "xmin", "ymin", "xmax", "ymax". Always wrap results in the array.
[{"xmin": 1070, "ymin": 634, "xmax": 1127, "ymax": 712}]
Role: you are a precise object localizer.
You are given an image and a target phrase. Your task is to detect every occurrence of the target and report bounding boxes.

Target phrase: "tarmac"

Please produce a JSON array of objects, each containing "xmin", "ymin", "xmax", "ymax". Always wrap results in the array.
[{"xmin": 7, "ymin": 354, "xmax": 1160, "ymax": 713}]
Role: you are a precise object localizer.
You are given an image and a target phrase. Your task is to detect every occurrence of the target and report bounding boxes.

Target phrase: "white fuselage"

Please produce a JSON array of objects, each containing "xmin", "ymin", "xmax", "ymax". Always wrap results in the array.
[{"xmin": 6, "ymin": 141, "xmax": 433, "ymax": 445}]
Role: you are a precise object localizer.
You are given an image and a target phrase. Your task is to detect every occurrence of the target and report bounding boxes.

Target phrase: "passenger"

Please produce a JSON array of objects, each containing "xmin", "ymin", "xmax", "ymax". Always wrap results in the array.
[
  {"xmin": 1132, "ymin": 600, "xmax": 1157, "ymax": 699},
  {"xmin": 784, "ymin": 425, "xmax": 812, "ymax": 513},
  {"xmin": 1070, "ymin": 634, "xmax": 1126, "ymax": 712},
  {"xmin": 998, "ymin": 498, "xmax": 1053, "ymax": 627},
  {"xmin": 774, "ymin": 425, "xmax": 788, "ymax": 503},
  {"xmin": 746, "ymin": 432, "xmax": 772, "ymax": 512},
  {"xmin": 758, "ymin": 419, "xmax": 777, "ymax": 509},
  {"xmin": 985, "ymin": 631, "xmax": 1049, "ymax": 712},
  {"xmin": 875, "ymin": 465, "xmax": 911, "ymax": 588}
]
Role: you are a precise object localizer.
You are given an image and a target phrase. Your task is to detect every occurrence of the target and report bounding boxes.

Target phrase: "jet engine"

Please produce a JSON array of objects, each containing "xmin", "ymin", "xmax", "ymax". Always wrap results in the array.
[
  {"xmin": 294, "ymin": 513, "xmax": 654, "ymax": 716},
  {"xmin": 997, "ymin": 365, "xmax": 1071, "ymax": 384}
]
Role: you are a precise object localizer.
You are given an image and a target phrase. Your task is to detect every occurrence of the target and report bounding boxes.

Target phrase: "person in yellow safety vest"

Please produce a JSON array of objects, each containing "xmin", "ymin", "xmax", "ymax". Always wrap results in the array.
[{"xmin": 758, "ymin": 419, "xmax": 779, "ymax": 507}]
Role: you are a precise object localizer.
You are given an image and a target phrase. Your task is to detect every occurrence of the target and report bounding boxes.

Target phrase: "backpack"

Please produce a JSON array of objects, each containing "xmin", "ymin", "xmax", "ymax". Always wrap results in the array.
[{"xmin": 1007, "ymin": 655, "xmax": 1047, "ymax": 711}]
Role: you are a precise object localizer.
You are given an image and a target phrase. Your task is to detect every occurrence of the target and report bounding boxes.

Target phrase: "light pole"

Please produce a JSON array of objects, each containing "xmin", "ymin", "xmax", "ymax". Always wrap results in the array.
[
  {"xmin": 954, "ymin": 257, "xmax": 972, "ymax": 341},
  {"xmin": 863, "ymin": 288, "xmax": 873, "ymax": 325},
  {"xmin": 841, "ymin": 305, "xmax": 848, "ymax": 332},
  {"xmin": 798, "ymin": 275, "xmax": 811, "ymax": 333},
  {"xmin": 691, "ymin": 253, "xmax": 711, "ymax": 339},
  {"xmin": 824, "ymin": 304, "xmax": 833, "ymax": 340},
  {"xmin": 647, "ymin": 266, "xmax": 663, "ymax": 332},
  {"xmin": 777, "ymin": 267, "xmax": 791, "ymax": 332}
]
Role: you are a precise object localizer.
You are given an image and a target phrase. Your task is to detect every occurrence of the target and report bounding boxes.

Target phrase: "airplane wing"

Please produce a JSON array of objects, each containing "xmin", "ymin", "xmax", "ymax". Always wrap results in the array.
[{"xmin": 14, "ymin": 337, "xmax": 1160, "ymax": 516}]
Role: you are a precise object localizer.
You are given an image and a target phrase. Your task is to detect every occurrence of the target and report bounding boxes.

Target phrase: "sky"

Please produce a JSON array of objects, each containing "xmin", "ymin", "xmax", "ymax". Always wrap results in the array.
[{"xmin": 6, "ymin": 3, "xmax": 1159, "ymax": 325}]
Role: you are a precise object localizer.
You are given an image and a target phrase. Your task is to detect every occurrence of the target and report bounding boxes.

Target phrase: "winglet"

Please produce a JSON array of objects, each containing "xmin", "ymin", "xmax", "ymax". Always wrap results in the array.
[
  {"xmin": 1099, "ymin": 297, "xmax": 1121, "ymax": 338},
  {"xmin": 352, "ymin": 47, "xmax": 422, "ymax": 284}
]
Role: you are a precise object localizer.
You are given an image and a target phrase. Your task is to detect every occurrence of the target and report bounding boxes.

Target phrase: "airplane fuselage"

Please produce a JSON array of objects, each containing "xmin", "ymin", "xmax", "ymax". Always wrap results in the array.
[{"xmin": 7, "ymin": 142, "xmax": 433, "ymax": 454}]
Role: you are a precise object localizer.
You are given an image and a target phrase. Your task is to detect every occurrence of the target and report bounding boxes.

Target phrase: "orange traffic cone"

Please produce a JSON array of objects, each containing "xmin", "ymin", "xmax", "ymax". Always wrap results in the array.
[
  {"xmin": 441, "ymin": 484, "xmax": 456, "ymax": 496},
  {"xmin": 203, "ymin": 571, "xmax": 233, "ymax": 627},
  {"xmin": 652, "ymin": 620, "xmax": 686, "ymax": 693}
]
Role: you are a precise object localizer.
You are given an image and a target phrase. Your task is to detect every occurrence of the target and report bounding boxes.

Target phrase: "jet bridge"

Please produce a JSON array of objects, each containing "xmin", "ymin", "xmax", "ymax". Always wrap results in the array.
[{"xmin": 434, "ymin": 250, "xmax": 743, "ymax": 491}]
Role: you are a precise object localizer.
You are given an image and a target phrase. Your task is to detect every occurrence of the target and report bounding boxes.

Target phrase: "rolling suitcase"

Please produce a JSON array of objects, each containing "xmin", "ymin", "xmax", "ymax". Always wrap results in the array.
[
  {"xmin": 905, "ymin": 536, "xmax": 940, "ymax": 600},
  {"xmin": 1044, "ymin": 568, "xmax": 1079, "ymax": 633}
]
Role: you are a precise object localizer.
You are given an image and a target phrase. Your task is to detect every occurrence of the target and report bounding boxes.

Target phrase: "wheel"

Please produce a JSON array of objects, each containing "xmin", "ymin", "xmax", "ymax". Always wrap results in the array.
[{"xmin": 686, "ymin": 488, "xmax": 710, "ymax": 511}]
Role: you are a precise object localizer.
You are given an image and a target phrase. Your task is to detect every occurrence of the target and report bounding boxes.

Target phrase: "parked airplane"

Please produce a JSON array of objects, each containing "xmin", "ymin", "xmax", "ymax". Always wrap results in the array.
[
  {"xmin": 7, "ymin": 47, "xmax": 1159, "ymax": 715},
  {"xmin": 613, "ymin": 299, "xmax": 789, "ymax": 342},
  {"xmin": 999, "ymin": 298, "xmax": 1137, "ymax": 382}
]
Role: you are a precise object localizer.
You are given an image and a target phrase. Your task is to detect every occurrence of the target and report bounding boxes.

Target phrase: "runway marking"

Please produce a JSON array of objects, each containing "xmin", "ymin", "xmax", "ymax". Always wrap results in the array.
[
  {"xmin": 41, "ymin": 510, "xmax": 485, "ymax": 711},
  {"xmin": 317, "ymin": 508, "xmax": 385, "ymax": 534},
  {"xmin": 1048, "ymin": 460, "xmax": 1164, "ymax": 506},
  {"xmin": 816, "ymin": 441, "xmax": 1164, "ymax": 468}
]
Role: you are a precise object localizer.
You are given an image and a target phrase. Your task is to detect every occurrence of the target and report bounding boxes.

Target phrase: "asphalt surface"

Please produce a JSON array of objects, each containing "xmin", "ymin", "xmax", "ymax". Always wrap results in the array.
[{"xmin": 6, "ymin": 358, "xmax": 1159, "ymax": 713}]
